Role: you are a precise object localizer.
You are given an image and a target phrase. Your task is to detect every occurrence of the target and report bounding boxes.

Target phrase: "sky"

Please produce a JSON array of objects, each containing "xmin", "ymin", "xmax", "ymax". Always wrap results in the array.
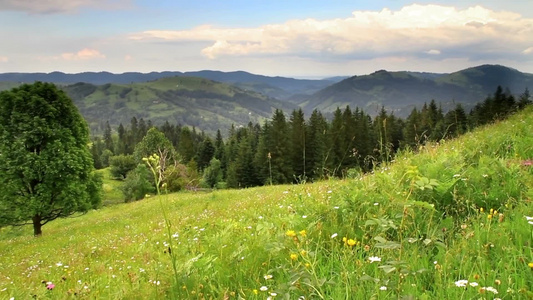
[{"xmin": 0, "ymin": 0, "xmax": 532, "ymax": 78}]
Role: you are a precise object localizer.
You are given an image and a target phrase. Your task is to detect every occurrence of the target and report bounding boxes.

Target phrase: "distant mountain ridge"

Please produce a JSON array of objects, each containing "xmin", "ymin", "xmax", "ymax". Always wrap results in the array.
[
  {"xmin": 1, "ymin": 64, "xmax": 531, "ymax": 133},
  {"xmin": 0, "ymin": 70, "xmax": 337, "ymax": 100},
  {"xmin": 299, "ymin": 65, "xmax": 533, "ymax": 116},
  {"xmin": 59, "ymin": 76, "xmax": 297, "ymax": 135}
]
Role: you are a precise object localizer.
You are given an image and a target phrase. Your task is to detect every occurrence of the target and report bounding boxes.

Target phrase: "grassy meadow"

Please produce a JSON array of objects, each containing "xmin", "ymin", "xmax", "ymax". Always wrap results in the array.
[{"xmin": 1, "ymin": 107, "xmax": 532, "ymax": 299}]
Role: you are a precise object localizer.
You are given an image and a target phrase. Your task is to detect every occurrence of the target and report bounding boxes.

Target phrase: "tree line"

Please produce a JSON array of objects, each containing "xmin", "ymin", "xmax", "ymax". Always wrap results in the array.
[{"xmin": 90, "ymin": 86, "xmax": 531, "ymax": 200}]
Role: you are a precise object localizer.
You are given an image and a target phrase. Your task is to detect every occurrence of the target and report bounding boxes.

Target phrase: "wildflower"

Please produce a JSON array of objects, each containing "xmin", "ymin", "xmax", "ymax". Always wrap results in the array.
[
  {"xmin": 469, "ymin": 282, "xmax": 479, "ymax": 287},
  {"xmin": 46, "ymin": 283, "xmax": 55, "ymax": 290},
  {"xmin": 260, "ymin": 286, "xmax": 268, "ymax": 291},
  {"xmin": 455, "ymin": 280, "xmax": 468, "ymax": 287},
  {"xmin": 380, "ymin": 286, "xmax": 387, "ymax": 291},
  {"xmin": 342, "ymin": 237, "xmax": 347, "ymax": 243},
  {"xmin": 264, "ymin": 275, "xmax": 273, "ymax": 280},
  {"xmin": 286, "ymin": 230, "xmax": 297, "ymax": 237},
  {"xmin": 331, "ymin": 233, "xmax": 338, "ymax": 238},
  {"xmin": 487, "ymin": 214, "xmax": 493, "ymax": 220},
  {"xmin": 484, "ymin": 286, "xmax": 498, "ymax": 294},
  {"xmin": 290, "ymin": 253, "xmax": 298, "ymax": 260},
  {"xmin": 305, "ymin": 263, "xmax": 310, "ymax": 268},
  {"xmin": 528, "ymin": 262, "xmax": 533, "ymax": 268},
  {"xmin": 299, "ymin": 230, "xmax": 307, "ymax": 237},
  {"xmin": 270, "ymin": 292, "xmax": 277, "ymax": 296},
  {"xmin": 473, "ymin": 274, "xmax": 480, "ymax": 280},
  {"xmin": 368, "ymin": 256, "xmax": 381, "ymax": 263},
  {"xmin": 347, "ymin": 239, "xmax": 356, "ymax": 247},
  {"xmin": 300, "ymin": 250, "xmax": 307, "ymax": 257},
  {"xmin": 302, "ymin": 215, "xmax": 307, "ymax": 219},
  {"xmin": 253, "ymin": 289, "xmax": 258, "ymax": 295},
  {"xmin": 364, "ymin": 245, "xmax": 370, "ymax": 251},
  {"xmin": 480, "ymin": 207, "xmax": 484, "ymax": 213},
  {"xmin": 55, "ymin": 262, "xmax": 63, "ymax": 267}
]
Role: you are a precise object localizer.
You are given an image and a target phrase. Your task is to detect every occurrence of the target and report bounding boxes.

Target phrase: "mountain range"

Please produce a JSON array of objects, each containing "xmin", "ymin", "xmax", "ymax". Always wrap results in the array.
[{"xmin": 0, "ymin": 64, "xmax": 531, "ymax": 134}]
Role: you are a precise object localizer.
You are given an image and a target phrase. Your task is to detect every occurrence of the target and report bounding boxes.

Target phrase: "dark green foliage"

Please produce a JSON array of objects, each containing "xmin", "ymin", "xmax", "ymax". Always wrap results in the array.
[
  {"xmin": 178, "ymin": 127, "xmax": 196, "ymax": 163},
  {"xmin": 290, "ymin": 108, "xmax": 307, "ymax": 180},
  {"xmin": 196, "ymin": 137, "xmax": 215, "ymax": 171},
  {"xmin": 0, "ymin": 82, "xmax": 102, "ymax": 236},
  {"xmin": 305, "ymin": 110, "xmax": 328, "ymax": 180},
  {"xmin": 121, "ymin": 164, "xmax": 154, "ymax": 202},
  {"xmin": 103, "ymin": 121, "xmax": 114, "ymax": 153},
  {"xmin": 109, "ymin": 154, "xmax": 137, "ymax": 179}
]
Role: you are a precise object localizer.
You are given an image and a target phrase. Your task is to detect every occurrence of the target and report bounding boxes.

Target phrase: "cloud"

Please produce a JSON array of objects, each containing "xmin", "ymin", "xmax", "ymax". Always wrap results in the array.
[
  {"xmin": 130, "ymin": 4, "xmax": 533, "ymax": 62},
  {"xmin": 426, "ymin": 50, "xmax": 441, "ymax": 55},
  {"xmin": 523, "ymin": 47, "xmax": 533, "ymax": 55},
  {"xmin": 61, "ymin": 48, "xmax": 105, "ymax": 60},
  {"xmin": 0, "ymin": 56, "xmax": 8, "ymax": 63},
  {"xmin": 0, "ymin": 0, "xmax": 132, "ymax": 14}
]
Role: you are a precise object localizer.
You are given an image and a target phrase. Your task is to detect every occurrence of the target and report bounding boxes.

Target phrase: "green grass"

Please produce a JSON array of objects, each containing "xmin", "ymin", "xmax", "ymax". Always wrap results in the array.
[
  {"xmin": 96, "ymin": 168, "xmax": 125, "ymax": 206},
  {"xmin": 1, "ymin": 107, "xmax": 532, "ymax": 299}
]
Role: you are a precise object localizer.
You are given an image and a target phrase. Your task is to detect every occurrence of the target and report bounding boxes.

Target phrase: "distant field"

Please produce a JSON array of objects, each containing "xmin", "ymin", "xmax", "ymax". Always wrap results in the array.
[{"xmin": 0, "ymin": 107, "xmax": 532, "ymax": 299}]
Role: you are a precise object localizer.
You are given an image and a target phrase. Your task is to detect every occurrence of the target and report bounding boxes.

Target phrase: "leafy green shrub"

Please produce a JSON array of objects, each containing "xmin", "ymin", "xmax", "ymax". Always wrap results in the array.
[
  {"xmin": 109, "ymin": 154, "xmax": 137, "ymax": 179},
  {"xmin": 202, "ymin": 158, "xmax": 222, "ymax": 188},
  {"xmin": 121, "ymin": 164, "xmax": 154, "ymax": 202}
]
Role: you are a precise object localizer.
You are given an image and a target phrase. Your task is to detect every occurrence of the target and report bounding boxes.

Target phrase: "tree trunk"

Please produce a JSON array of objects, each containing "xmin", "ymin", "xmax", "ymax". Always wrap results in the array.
[{"xmin": 32, "ymin": 215, "xmax": 42, "ymax": 236}]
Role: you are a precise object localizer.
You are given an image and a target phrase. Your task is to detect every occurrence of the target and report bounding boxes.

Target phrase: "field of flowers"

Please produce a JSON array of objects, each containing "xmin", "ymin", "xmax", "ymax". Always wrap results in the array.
[{"xmin": 0, "ymin": 106, "xmax": 532, "ymax": 299}]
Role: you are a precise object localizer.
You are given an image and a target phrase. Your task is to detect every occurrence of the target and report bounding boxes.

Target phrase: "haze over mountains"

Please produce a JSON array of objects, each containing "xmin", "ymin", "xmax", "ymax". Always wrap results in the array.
[{"xmin": 1, "ymin": 64, "xmax": 531, "ymax": 134}]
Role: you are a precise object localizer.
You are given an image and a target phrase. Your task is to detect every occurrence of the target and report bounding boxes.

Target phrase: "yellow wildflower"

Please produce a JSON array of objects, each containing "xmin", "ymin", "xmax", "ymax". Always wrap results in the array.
[
  {"xmin": 290, "ymin": 253, "xmax": 298, "ymax": 260},
  {"xmin": 347, "ymin": 239, "xmax": 357, "ymax": 247},
  {"xmin": 342, "ymin": 237, "xmax": 347, "ymax": 243},
  {"xmin": 253, "ymin": 289, "xmax": 258, "ymax": 295},
  {"xmin": 300, "ymin": 250, "xmax": 307, "ymax": 257},
  {"xmin": 286, "ymin": 230, "xmax": 296, "ymax": 237},
  {"xmin": 480, "ymin": 207, "xmax": 484, "ymax": 213},
  {"xmin": 487, "ymin": 214, "xmax": 492, "ymax": 220},
  {"xmin": 299, "ymin": 230, "xmax": 307, "ymax": 237},
  {"xmin": 528, "ymin": 262, "xmax": 533, "ymax": 268}
]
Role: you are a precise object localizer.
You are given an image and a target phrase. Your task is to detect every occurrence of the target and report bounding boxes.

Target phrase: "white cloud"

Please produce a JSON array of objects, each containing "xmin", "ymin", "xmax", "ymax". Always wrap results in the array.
[
  {"xmin": 0, "ymin": 0, "xmax": 132, "ymax": 14},
  {"xmin": 0, "ymin": 56, "xmax": 8, "ymax": 63},
  {"xmin": 130, "ymin": 4, "xmax": 533, "ymax": 63},
  {"xmin": 61, "ymin": 48, "xmax": 105, "ymax": 60},
  {"xmin": 523, "ymin": 47, "xmax": 533, "ymax": 54}
]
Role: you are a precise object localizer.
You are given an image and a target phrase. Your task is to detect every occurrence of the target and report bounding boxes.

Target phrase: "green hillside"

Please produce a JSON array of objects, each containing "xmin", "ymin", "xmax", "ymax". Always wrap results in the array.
[
  {"xmin": 1, "ymin": 106, "xmax": 531, "ymax": 299},
  {"xmin": 62, "ymin": 76, "xmax": 297, "ymax": 135},
  {"xmin": 301, "ymin": 65, "xmax": 533, "ymax": 116}
]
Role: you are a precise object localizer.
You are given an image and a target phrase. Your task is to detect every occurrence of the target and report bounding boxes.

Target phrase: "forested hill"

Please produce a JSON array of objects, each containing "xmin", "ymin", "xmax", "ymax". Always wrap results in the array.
[
  {"xmin": 299, "ymin": 65, "xmax": 533, "ymax": 116},
  {"xmin": 61, "ymin": 76, "xmax": 297, "ymax": 134},
  {"xmin": 0, "ymin": 70, "xmax": 337, "ymax": 100}
]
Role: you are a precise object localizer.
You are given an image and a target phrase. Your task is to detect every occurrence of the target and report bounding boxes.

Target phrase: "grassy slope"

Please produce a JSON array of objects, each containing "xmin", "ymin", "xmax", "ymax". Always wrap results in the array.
[{"xmin": 0, "ymin": 107, "xmax": 532, "ymax": 299}]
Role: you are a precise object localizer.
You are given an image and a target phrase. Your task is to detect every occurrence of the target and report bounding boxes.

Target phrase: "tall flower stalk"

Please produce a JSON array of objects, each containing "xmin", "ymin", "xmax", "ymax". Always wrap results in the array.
[{"xmin": 143, "ymin": 154, "xmax": 180, "ymax": 295}]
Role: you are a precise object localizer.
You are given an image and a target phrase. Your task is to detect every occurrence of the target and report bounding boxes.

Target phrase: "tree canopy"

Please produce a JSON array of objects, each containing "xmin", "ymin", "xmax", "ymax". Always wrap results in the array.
[{"xmin": 0, "ymin": 82, "xmax": 102, "ymax": 236}]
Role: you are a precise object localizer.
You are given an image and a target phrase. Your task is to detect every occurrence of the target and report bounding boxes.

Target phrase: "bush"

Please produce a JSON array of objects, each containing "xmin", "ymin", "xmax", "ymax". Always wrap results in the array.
[
  {"xmin": 109, "ymin": 154, "xmax": 137, "ymax": 179},
  {"xmin": 121, "ymin": 164, "xmax": 154, "ymax": 202}
]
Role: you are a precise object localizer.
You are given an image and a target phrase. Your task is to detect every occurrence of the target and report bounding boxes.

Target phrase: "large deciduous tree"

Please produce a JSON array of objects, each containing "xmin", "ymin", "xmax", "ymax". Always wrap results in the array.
[{"xmin": 0, "ymin": 82, "xmax": 102, "ymax": 236}]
